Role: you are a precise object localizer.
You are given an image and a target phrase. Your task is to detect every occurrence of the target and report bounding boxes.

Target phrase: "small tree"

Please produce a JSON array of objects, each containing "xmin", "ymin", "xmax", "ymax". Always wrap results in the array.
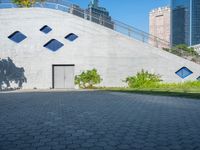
[
  {"xmin": 13, "ymin": 0, "xmax": 35, "ymax": 7},
  {"xmin": 125, "ymin": 70, "xmax": 162, "ymax": 88},
  {"xmin": 75, "ymin": 69, "xmax": 102, "ymax": 89},
  {"xmin": 12, "ymin": 0, "xmax": 43, "ymax": 7}
]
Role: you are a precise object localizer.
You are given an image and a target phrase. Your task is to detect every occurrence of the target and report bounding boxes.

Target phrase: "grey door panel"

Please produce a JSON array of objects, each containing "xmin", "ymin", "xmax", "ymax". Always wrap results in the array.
[
  {"xmin": 53, "ymin": 65, "xmax": 75, "ymax": 89},
  {"xmin": 54, "ymin": 66, "xmax": 65, "ymax": 89},
  {"xmin": 64, "ymin": 66, "xmax": 75, "ymax": 89}
]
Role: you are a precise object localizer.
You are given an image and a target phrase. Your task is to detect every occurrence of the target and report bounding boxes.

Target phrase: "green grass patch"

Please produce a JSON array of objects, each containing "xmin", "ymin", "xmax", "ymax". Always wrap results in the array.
[
  {"xmin": 114, "ymin": 69, "xmax": 200, "ymax": 99},
  {"xmin": 99, "ymin": 82, "xmax": 200, "ymax": 100}
]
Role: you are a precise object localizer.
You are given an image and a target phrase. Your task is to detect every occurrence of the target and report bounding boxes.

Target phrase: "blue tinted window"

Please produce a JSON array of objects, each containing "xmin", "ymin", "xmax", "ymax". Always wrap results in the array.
[
  {"xmin": 44, "ymin": 39, "xmax": 64, "ymax": 52},
  {"xmin": 172, "ymin": 0, "xmax": 191, "ymax": 46},
  {"xmin": 172, "ymin": 0, "xmax": 200, "ymax": 46},
  {"xmin": 175, "ymin": 67, "xmax": 193, "ymax": 79},
  {"xmin": 8, "ymin": 31, "xmax": 27, "ymax": 43},
  {"xmin": 191, "ymin": 0, "xmax": 200, "ymax": 45},
  {"xmin": 197, "ymin": 76, "xmax": 200, "ymax": 81},
  {"xmin": 65, "ymin": 33, "xmax": 78, "ymax": 41},
  {"xmin": 40, "ymin": 25, "xmax": 52, "ymax": 34}
]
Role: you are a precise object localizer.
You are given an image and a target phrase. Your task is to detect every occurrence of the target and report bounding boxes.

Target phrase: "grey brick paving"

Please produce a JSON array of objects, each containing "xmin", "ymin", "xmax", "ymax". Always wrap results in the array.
[{"xmin": 0, "ymin": 91, "xmax": 200, "ymax": 150}]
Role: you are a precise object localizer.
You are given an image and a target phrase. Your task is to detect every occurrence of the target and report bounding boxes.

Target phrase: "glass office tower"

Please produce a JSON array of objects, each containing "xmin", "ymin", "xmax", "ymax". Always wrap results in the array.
[
  {"xmin": 86, "ymin": 0, "xmax": 114, "ymax": 29},
  {"xmin": 192, "ymin": 0, "xmax": 200, "ymax": 45},
  {"xmin": 171, "ymin": 0, "xmax": 200, "ymax": 46}
]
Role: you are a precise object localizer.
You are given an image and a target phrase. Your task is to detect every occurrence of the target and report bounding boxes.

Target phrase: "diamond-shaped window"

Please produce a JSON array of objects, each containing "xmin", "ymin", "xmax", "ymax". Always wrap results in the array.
[
  {"xmin": 197, "ymin": 76, "xmax": 200, "ymax": 81},
  {"xmin": 40, "ymin": 25, "xmax": 52, "ymax": 34},
  {"xmin": 175, "ymin": 67, "xmax": 193, "ymax": 79},
  {"xmin": 8, "ymin": 31, "xmax": 27, "ymax": 43},
  {"xmin": 44, "ymin": 39, "xmax": 64, "ymax": 52},
  {"xmin": 65, "ymin": 33, "xmax": 78, "ymax": 42}
]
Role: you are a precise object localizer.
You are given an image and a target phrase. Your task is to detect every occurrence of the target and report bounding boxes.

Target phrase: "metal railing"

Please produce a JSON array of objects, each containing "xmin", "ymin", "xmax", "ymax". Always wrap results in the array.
[
  {"xmin": 1, "ymin": 0, "xmax": 199, "ymax": 64},
  {"xmin": 0, "ymin": 0, "xmax": 171, "ymax": 49}
]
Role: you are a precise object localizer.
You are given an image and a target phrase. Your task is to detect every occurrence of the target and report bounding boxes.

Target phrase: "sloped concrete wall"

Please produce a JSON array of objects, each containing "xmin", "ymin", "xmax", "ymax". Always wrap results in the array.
[{"xmin": 0, "ymin": 8, "xmax": 200, "ymax": 89}]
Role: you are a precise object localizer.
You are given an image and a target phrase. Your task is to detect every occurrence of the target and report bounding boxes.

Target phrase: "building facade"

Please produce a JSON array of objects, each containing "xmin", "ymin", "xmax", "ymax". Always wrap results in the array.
[
  {"xmin": 69, "ymin": 0, "xmax": 114, "ymax": 29},
  {"xmin": 86, "ymin": 0, "xmax": 114, "ymax": 29},
  {"xmin": 68, "ymin": 4, "xmax": 85, "ymax": 18},
  {"xmin": 149, "ymin": 7, "xmax": 171, "ymax": 48},
  {"xmin": 0, "ymin": 8, "xmax": 200, "ymax": 90},
  {"xmin": 171, "ymin": 0, "xmax": 200, "ymax": 46}
]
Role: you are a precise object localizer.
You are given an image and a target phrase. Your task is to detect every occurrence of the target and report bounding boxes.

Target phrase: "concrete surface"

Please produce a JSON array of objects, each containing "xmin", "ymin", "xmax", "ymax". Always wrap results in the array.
[
  {"xmin": 0, "ymin": 91, "xmax": 200, "ymax": 150},
  {"xmin": 0, "ymin": 8, "xmax": 200, "ymax": 89}
]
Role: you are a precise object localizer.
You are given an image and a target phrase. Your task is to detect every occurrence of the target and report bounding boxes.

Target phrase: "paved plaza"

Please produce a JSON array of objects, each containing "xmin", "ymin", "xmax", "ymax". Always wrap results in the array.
[{"xmin": 0, "ymin": 91, "xmax": 200, "ymax": 150}]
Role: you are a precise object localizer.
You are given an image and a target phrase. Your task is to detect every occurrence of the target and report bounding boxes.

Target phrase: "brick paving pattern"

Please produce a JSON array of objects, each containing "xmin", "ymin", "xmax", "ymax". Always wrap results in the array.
[{"xmin": 0, "ymin": 91, "xmax": 200, "ymax": 150}]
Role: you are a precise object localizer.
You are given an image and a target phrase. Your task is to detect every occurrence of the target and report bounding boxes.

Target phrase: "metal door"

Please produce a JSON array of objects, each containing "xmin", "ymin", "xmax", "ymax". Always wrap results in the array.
[{"xmin": 53, "ymin": 65, "xmax": 75, "ymax": 89}]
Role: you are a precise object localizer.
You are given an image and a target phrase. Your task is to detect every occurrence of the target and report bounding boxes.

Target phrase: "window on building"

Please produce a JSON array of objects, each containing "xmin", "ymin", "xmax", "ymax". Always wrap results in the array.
[
  {"xmin": 197, "ymin": 76, "xmax": 200, "ymax": 81},
  {"xmin": 40, "ymin": 25, "xmax": 52, "ymax": 34},
  {"xmin": 175, "ymin": 67, "xmax": 193, "ymax": 79},
  {"xmin": 44, "ymin": 39, "xmax": 64, "ymax": 52},
  {"xmin": 65, "ymin": 33, "xmax": 78, "ymax": 41},
  {"xmin": 8, "ymin": 31, "xmax": 27, "ymax": 43}
]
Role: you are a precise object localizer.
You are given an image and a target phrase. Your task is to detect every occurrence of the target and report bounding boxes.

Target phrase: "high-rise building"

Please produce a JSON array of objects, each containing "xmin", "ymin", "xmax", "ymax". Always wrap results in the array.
[
  {"xmin": 86, "ymin": 0, "xmax": 114, "ymax": 29},
  {"xmin": 68, "ymin": 0, "xmax": 114, "ymax": 29},
  {"xmin": 69, "ymin": 4, "xmax": 85, "ymax": 18},
  {"xmin": 149, "ymin": 7, "xmax": 171, "ymax": 48},
  {"xmin": 171, "ymin": 0, "xmax": 200, "ymax": 46}
]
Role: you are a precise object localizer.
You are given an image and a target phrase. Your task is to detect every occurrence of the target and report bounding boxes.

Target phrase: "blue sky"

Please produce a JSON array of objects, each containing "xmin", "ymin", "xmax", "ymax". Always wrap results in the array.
[{"xmin": 68, "ymin": 0, "xmax": 170, "ymax": 33}]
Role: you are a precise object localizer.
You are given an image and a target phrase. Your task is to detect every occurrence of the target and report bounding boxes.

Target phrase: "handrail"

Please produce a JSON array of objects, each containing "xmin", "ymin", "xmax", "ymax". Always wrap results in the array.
[
  {"xmin": 1, "ymin": 0, "xmax": 200, "ymax": 64},
  {"xmin": 0, "ymin": 0, "xmax": 171, "ymax": 49}
]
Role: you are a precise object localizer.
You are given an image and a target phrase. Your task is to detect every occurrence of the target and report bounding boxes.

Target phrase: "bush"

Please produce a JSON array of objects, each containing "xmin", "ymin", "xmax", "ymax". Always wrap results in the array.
[
  {"xmin": 12, "ymin": 0, "xmax": 45, "ymax": 7},
  {"xmin": 125, "ymin": 70, "xmax": 162, "ymax": 88},
  {"xmin": 164, "ymin": 44, "xmax": 199, "ymax": 57},
  {"xmin": 12, "ymin": 0, "xmax": 36, "ymax": 7},
  {"xmin": 125, "ymin": 69, "xmax": 200, "ymax": 91},
  {"xmin": 75, "ymin": 69, "xmax": 102, "ymax": 89},
  {"xmin": 174, "ymin": 44, "xmax": 199, "ymax": 56},
  {"xmin": 163, "ymin": 44, "xmax": 200, "ymax": 64}
]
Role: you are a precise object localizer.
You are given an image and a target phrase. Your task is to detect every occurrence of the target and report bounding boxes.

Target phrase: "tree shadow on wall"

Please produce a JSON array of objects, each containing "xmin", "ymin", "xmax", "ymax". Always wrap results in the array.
[{"xmin": 0, "ymin": 57, "xmax": 27, "ymax": 91}]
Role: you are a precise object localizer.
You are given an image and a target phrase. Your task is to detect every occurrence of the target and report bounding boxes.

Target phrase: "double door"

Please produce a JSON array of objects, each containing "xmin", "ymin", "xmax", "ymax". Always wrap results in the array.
[{"xmin": 53, "ymin": 65, "xmax": 75, "ymax": 89}]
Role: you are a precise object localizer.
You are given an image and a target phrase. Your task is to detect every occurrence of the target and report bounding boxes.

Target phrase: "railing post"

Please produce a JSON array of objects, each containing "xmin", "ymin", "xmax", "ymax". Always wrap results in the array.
[
  {"xmin": 0, "ymin": 0, "xmax": 171, "ymax": 51},
  {"xmin": 142, "ymin": 34, "xmax": 145, "ymax": 43},
  {"xmin": 128, "ymin": 29, "xmax": 131, "ymax": 37},
  {"xmin": 156, "ymin": 37, "xmax": 158, "ymax": 48}
]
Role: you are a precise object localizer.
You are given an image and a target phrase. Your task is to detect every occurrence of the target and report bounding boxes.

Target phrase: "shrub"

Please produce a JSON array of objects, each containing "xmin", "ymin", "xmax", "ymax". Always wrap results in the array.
[
  {"xmin": 12, "ymin": 0, "xmax": 45, "ymax": 7},
  {"xmin": 75, "ymin": 69, "xmax": 102, "ymax": 89},
  {"xmin": 125, "ymin": 70, "xmax": 162, "ymax": 88},
  {"xmin": 175, "ymin": 44, "xmax": 199, "ymax": 56},
  {"xmin": 163, "ymin": 44, "xmax": 200, "ymax": 64},
  {"xmin": 13, "ymin": 0, "xmax": 36, "ymax": 7}
]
